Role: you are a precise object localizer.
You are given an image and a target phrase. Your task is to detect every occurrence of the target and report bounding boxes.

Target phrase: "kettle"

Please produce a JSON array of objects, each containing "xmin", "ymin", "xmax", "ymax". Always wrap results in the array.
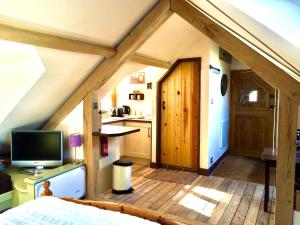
[{"xmin": 122, "ymin": 105, "xmax": 130, "ymax": 115}]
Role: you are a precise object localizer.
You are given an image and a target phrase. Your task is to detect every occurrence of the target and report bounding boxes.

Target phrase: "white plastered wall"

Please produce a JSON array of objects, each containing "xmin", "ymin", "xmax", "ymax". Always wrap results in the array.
[
  {"xmin": 55, "ymin": 102, "xmax": 84, "ymax": 162},
  {"xmin": 207, "ymin": 42, "xmax": 231, "ymax": 168}
]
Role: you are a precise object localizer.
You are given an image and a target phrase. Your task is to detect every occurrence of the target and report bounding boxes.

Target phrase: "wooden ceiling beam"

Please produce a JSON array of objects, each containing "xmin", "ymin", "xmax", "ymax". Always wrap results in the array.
[
  {"xmin": 171, "ymin": 0, "xmax": 300, "ymax": 104},
  {"xmin": 131, "ymin": 53, "xmax": 171, "ymax": 69},
  {"xmin": 43, "ymin": 0, "xmax": 172, "ymax": 130},
  {"xmin": 0, "ymin": 23, "xmax": 170, "ymax": 68},
  {"xmin": 0, "ymin": 23, "xmax": 115, "ymax": 57}
]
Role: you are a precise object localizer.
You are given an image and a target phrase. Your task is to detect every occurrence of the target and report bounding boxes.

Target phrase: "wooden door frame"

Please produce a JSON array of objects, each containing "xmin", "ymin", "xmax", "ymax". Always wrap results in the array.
[{"xmin": 155, "ymin": 57, "xmax": 201, "ymax": 173}]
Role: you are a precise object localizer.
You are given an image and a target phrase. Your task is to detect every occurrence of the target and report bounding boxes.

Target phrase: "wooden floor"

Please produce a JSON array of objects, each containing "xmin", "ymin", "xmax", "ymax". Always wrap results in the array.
[
  {"xmin": 98, "ymin": 165, "xmax": 275, "ymax": 225},
  {"xmin": 212, "ymin": 155, "xmax": 275, "ymax": 185}
]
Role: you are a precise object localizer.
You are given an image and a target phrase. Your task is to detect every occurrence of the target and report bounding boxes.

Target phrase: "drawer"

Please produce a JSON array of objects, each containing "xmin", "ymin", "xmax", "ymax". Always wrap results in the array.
[{"xmin": 0, "ymin": 191, "xmax": 13, "ymax": 211}]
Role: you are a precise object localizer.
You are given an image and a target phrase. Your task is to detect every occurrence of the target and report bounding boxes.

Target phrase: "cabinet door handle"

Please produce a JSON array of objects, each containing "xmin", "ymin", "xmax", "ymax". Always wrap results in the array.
[{"xmin": 148, "ymin": 128, "xmax": 151, "ymax": 137}]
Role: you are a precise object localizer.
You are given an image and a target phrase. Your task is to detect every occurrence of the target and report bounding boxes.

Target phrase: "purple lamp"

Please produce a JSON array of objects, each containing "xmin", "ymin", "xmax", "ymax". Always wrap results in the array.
[{"xmin": 69, "ymin": 133, "xmax": 82, "ymax": 164}]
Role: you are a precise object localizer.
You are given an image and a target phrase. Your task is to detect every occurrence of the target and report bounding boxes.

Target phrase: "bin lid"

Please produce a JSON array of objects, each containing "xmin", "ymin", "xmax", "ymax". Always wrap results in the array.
[{"xmin": 113, "ymin": 159, "xmax": 133, "ymax": 167}]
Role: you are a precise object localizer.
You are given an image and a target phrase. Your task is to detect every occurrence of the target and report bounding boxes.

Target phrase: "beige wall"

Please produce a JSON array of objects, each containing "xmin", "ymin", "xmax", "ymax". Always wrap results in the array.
[
  {"xmin": 115, "ymin": 67, "xmax": 167, "ymax": 118},
  {"xmin": 55, "ymin": 102, "xmax": 84, "ymax": 162}
]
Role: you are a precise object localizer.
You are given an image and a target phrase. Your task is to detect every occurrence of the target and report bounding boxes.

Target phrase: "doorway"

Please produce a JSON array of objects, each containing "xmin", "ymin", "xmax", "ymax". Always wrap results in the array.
[
  {"xmin": 229, "ymin": 70, "xmax": 276, "ymax": 158},
  {"xmin": 157, "ymin": 58, "xmax": 201, "ymax": 170}
]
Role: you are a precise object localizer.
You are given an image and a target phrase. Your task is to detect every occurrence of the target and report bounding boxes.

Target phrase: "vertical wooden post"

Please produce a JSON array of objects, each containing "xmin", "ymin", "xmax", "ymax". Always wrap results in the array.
[
  {"xmin": 83, "ymin": 91, "xmax": 99, "ymax": 200},
  {"xmin": 275, "ymin": 92, "xmax": 298, "ymax": 225}
]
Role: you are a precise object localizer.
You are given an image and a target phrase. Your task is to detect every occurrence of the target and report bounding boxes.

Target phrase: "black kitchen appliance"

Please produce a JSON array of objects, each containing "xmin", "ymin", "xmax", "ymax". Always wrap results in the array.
[
  {"xmin": 112, "ymin": 107, "xmax": 124, "ymax": 117},
  {"xmin": 122, "ymin": 105, "xmax": 130, "ymax": 115}
]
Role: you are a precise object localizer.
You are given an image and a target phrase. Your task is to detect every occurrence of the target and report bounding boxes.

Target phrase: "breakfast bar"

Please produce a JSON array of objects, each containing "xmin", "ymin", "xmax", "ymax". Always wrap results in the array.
[
  {"xmin": 93, "ymin": 124, "xmax": 141, "ymax": 192},
  {"xmin": 92, "ymin": 125, "xmax": 140, "ymax": 137}
]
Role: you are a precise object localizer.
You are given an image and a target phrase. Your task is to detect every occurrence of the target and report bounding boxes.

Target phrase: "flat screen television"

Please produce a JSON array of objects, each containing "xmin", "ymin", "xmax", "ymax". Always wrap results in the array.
[{"xmin": 11, "ymin": 130, "xmax": 63, "ymax": 168}]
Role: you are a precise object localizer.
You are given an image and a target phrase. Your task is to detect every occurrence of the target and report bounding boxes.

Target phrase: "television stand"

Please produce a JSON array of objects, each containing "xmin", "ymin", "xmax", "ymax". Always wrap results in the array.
[{"xmin": 3, "ymin": 163, "xmax": 86, "ymax": 207}]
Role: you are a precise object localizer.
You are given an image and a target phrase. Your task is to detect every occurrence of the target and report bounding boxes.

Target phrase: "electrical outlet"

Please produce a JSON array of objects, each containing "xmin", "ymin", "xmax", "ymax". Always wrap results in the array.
[{"xmin": 210, "ymin": 157, "xmax": 213, "ymax": 164}]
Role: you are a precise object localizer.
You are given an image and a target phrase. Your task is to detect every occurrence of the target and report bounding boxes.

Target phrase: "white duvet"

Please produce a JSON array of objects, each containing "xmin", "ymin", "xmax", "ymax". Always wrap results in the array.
[{"xmin": 0, "ymin": 197, "xmax": 159, "ymax": 225}]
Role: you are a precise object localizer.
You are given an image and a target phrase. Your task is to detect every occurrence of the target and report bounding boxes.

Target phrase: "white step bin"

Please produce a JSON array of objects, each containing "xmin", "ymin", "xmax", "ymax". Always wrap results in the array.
[{"xmin": 112, "ymin": 159, "xmax": 133, "ymax": 194}]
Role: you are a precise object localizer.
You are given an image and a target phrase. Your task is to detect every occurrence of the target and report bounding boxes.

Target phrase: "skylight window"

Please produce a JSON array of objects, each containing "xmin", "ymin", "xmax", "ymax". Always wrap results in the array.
[
  {"xmin": 228, "ymin": 0, "xmax": 300, "ymax": 48},
  {"xmin": 0, "ymin": 40, "xmax": 45, "ymax": 124}
]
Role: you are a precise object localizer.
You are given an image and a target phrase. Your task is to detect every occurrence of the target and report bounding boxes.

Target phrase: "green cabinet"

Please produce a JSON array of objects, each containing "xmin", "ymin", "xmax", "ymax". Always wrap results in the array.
[{"xmin": 0, "ymin": 191, "xmax": 13, "ymax": 211}]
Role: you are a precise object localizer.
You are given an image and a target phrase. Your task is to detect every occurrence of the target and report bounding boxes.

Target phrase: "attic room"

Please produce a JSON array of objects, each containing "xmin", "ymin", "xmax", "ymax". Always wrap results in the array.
[{"xmin": 0, "ymin": 0, "xmax": 300, "ymax": 225}]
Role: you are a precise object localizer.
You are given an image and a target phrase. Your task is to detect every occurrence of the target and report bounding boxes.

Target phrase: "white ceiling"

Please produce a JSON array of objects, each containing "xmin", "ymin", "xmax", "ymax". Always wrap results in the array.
[
  {"xmin": 0, "ymin": 0, "xmax": 158, "ymax": 46},
  {"xmin": 0, "ymin": 47, "xmax": 102, "ymax": 149},
  {"xmin": 138, "ymin": 14, "xmax": 211, "ymax": 63},
  {"xmin": 0, "ymin": 41, "xmax": 44, "ymax": 124},
  {"xmin": 191, "ymin": 0, "xmax": 300, "ymax": 75},
  {"xmin": 227, "ymin": 0, "xmax": 300, "ymax": 49}
]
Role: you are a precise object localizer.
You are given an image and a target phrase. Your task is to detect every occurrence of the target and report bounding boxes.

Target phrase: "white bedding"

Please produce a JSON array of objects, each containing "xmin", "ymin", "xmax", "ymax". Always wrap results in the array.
[{"xmin": 0, "ymin": 197, "xmax": 159, "ymax": 225}]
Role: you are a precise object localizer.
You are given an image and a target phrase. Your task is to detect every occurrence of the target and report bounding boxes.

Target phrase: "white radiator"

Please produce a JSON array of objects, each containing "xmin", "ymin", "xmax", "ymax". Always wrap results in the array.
[{"xmin": 219, "ymin": 120, "xmax": 229, "ymax": 149}]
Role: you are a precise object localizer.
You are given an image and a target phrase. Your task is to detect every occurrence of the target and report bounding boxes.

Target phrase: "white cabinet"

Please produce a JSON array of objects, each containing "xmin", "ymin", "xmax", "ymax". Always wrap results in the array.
[
  {"xmin": 35, "ymin": 166, "xmax": 86, "ymax": 199},
  {"xmin": 124, "ymin": 122, "xmax": 151, "ymax": 159}
]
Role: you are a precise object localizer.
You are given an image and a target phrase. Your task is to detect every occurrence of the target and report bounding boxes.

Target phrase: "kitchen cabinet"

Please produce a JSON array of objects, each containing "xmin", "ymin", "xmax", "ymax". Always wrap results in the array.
[{"xmin": 123, "ymin": 121, "xmax": 151, "ymax": 159}]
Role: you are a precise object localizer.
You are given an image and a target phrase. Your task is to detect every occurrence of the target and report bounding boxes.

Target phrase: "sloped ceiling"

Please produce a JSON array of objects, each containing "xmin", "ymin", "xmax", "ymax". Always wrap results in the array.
[
  {"xmin": 0, "ymin": 0, "xmax": 158, "ymax": 46},
  {"xmin": 227, "ymin": 0, "xmax": 300, "ymax": 49},
  {"xmin": 0, "ymin": 0, "xmax": 159, "ymax": 153},
  {"xmin": 0, "ymin": 47, "xmax": 102, "ymax": 151},
  {"xmin": 190, "ymin": 0, "xmax": 300, "ymax": 76},
  {"xmin": 0, "ymin": 40, "xmax": 44, "ymax": 125},
  {"xmin": 0, "ymin": 0, "xmax": 299, "ymax": 154},
  {"xmin": 137, "ymin": 14, "xmax": 211, "ymax": 62}
]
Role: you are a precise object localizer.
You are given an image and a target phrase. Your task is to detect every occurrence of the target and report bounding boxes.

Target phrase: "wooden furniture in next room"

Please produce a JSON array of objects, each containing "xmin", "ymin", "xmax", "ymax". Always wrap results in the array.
[{"xmin": 261, "ymin": 147, "xmax": 300, "ymax": 212}]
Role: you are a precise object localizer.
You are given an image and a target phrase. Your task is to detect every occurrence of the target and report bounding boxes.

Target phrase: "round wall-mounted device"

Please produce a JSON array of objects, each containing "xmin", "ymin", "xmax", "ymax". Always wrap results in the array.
[{"xmin": 221, "ymin": 74, "xmax": 228, "ymax": 96}]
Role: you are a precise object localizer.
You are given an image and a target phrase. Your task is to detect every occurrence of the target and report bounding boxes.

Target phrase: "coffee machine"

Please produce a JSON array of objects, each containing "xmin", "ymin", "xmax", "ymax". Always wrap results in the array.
[{"xmin": 111, "ymin": 107, "xmax": 124, "ymax": 117}]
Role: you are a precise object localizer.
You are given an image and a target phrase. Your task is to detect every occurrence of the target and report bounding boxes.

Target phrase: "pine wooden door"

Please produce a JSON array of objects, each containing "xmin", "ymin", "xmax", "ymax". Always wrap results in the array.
[
  {"xmin": 160, "ymin": 60, "xmax": 200, "ymax": 169},
  {"xmin": 230, "ymin": 70, "xmax": 276, "ymax": 158}
]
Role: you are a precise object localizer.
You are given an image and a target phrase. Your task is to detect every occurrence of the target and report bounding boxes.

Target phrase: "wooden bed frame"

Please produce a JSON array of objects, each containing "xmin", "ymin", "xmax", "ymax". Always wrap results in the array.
[{"xmin": 41, "ymin": 181, "xmax": 178, "ymax": 225}]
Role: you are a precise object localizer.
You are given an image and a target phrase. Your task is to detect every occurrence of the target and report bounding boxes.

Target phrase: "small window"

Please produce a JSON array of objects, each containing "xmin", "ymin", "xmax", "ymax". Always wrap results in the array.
[{"xmin": 249, "ymin": 90, "xmax": 258, "ymax": 102}]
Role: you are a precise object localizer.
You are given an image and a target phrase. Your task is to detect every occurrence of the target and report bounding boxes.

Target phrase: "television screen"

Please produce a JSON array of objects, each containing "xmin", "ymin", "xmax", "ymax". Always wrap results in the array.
[{"xmin": 11, "ymin": 130, "xmax": 63, "ymax": 168}]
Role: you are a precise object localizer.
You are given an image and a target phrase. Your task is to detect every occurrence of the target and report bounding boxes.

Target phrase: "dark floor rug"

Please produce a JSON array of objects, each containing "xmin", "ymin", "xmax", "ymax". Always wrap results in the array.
[
  {"xmin": 212, "ymin": 154, "xmax": 275, "ymax": 185},
  {"xmin": 144, "ymin": 169, "xmax": 198, "ymax": 185}
]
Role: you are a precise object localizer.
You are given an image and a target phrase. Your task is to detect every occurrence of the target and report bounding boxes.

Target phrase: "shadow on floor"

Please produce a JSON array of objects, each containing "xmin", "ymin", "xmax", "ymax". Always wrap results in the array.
[{"xmin": 212, "ymin": 154, "xmax": 275, "ymax": 185}]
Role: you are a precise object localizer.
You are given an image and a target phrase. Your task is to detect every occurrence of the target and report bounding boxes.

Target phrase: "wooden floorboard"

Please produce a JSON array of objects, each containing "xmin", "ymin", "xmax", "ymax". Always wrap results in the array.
[{"xmin": 97, "ymin": 164, "xmax": 275, "ymax": 225}]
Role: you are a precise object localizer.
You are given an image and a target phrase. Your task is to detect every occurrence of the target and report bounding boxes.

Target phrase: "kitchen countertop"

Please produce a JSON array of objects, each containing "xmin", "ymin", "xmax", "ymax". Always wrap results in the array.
[
  {"xmin": 102, "ymin": 117, "xmax": 152, "ymax": 124},
  {"xmin": 93, "ymin": 125, "xmax": 140, "ymax": 137}
]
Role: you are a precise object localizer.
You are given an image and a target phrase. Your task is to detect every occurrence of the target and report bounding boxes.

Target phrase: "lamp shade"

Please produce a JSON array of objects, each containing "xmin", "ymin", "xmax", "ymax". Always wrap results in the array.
[{"xmin": 69, "ymin": 133, "xmax": 82, "ymax": 147}]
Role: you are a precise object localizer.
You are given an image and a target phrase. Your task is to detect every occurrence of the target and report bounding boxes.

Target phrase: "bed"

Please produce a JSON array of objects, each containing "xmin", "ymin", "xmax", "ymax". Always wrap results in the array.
[{"xmin": 0, "ymin": 181, "xmax": 177, "ymax": 225}]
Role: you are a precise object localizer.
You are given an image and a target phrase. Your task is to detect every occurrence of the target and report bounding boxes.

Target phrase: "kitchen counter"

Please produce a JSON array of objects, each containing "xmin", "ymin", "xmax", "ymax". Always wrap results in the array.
[
  {"xmin": 102, "ymin": 117, "xmax": 152, "ymax": 124},
  {"xmin": 93, "ymin": 125, "xmax": 140, "ymax": 137}
]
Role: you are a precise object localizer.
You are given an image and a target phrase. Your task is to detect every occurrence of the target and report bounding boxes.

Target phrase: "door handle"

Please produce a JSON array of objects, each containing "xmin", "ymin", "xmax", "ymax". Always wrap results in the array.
[
  {"xmin": 148, "ymin": 127, "xmax": 151, "ymax": 138},
  {"xmin": 269, "ymin": 94, "xmax": 276, "ymax": 110},
  {"xmin": 162, "ymin": 101, "xmax": 166, "ymax": 110}
]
